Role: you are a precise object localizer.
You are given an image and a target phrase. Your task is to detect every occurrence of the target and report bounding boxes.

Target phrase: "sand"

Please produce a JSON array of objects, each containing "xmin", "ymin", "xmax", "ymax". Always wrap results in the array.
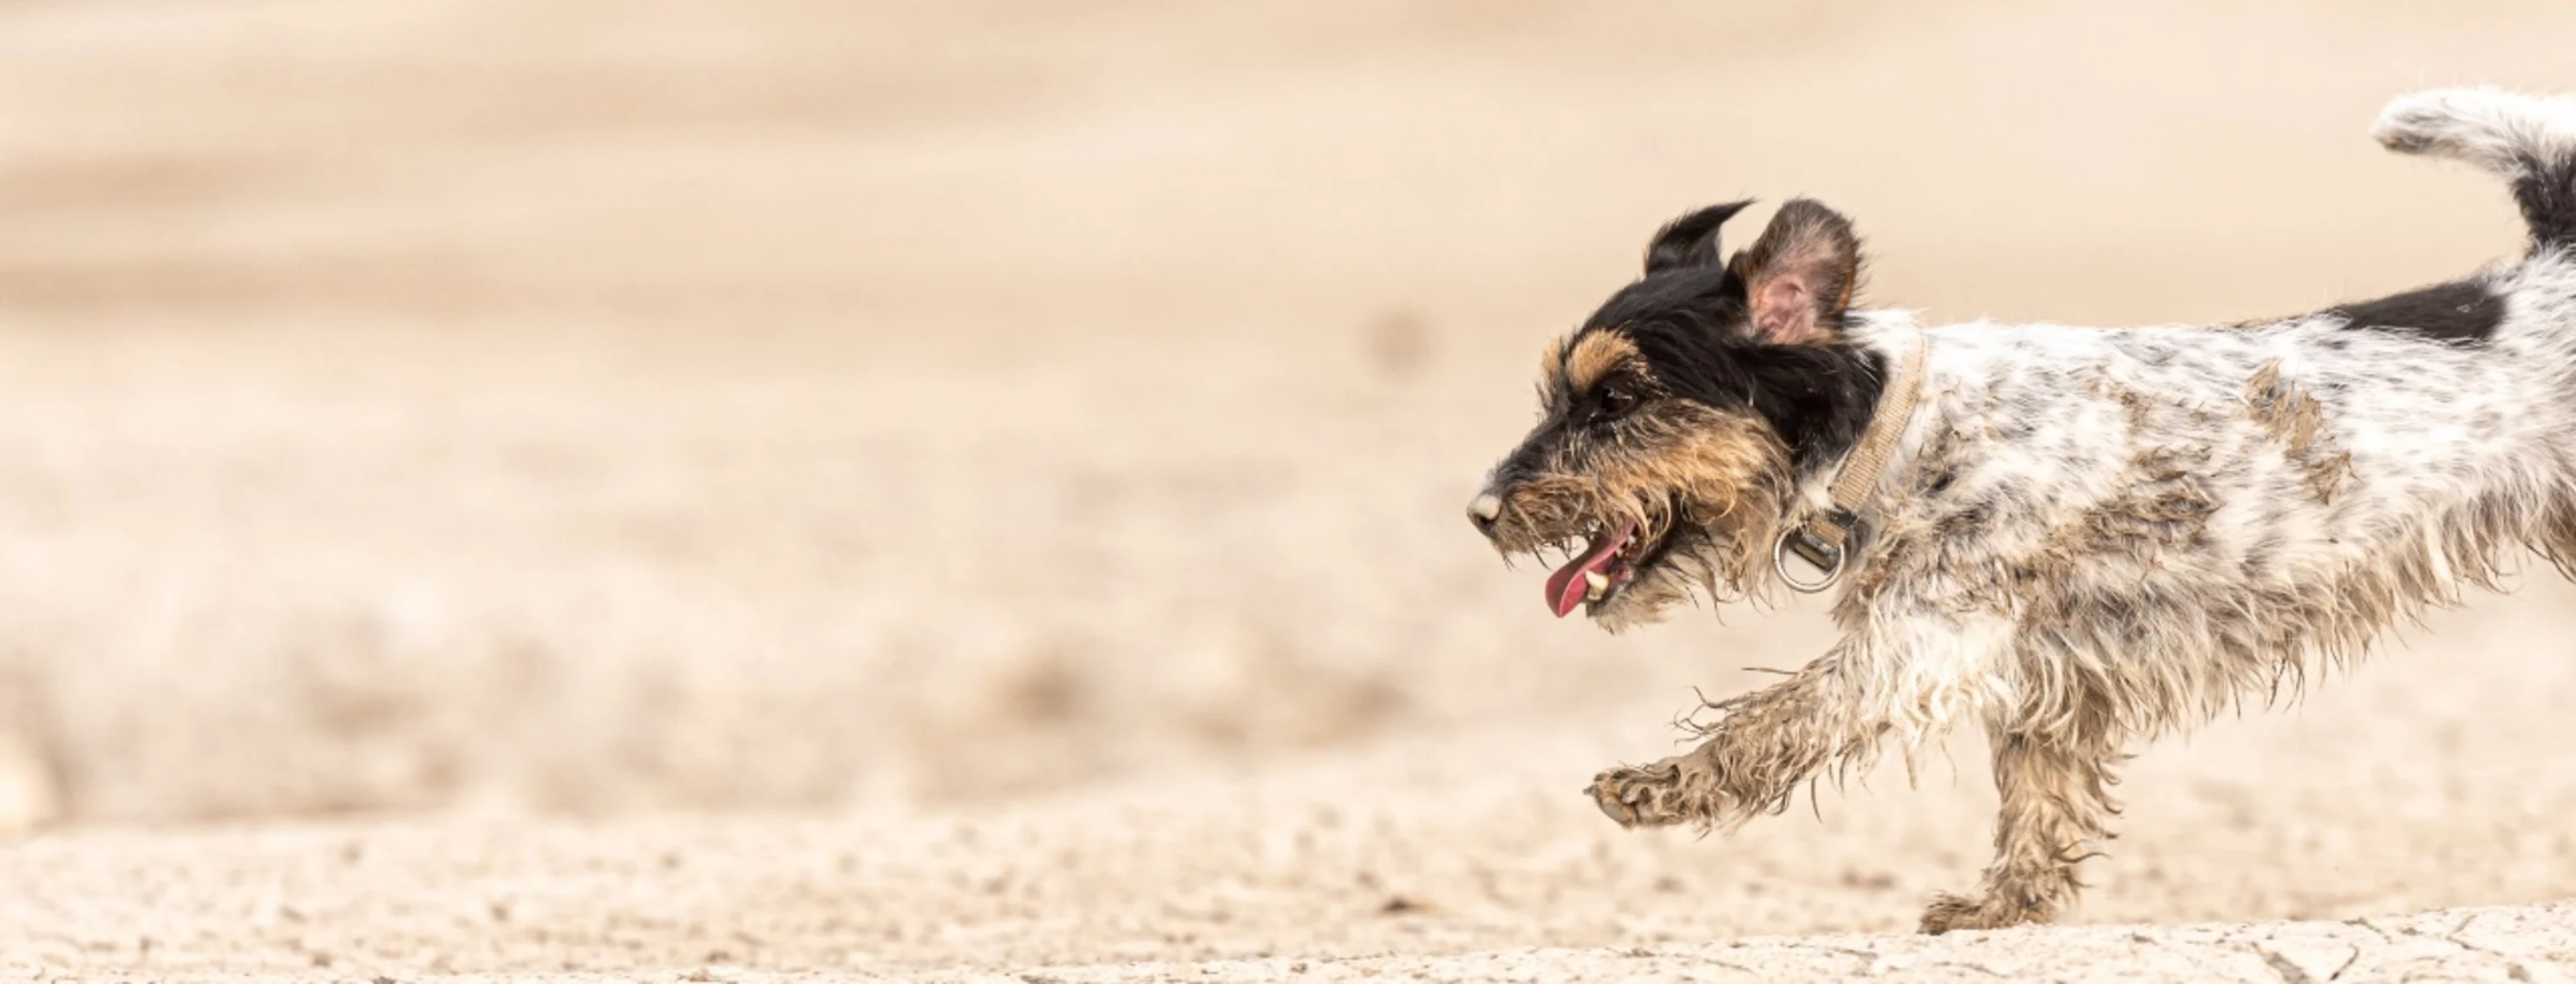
[
  {"xmin": 5, "ymin": 1, "xmax": 2576, "ymax": 980},
  {"xmin": 11, "ymin": 672, "xmax": 2576, "ymax": 981}
]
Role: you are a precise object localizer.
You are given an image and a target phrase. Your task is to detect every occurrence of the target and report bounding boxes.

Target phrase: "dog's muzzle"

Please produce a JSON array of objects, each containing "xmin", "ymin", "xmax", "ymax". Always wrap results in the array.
[{"xmin": 1467, "ymin": 490, "xmax": 1505, "ymax": 533}]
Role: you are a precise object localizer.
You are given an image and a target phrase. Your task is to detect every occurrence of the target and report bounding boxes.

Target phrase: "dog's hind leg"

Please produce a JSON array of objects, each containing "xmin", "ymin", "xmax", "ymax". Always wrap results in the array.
[{"xmin": 1919, "ymin": 698, "xmax": 2125, "ymax": 934}]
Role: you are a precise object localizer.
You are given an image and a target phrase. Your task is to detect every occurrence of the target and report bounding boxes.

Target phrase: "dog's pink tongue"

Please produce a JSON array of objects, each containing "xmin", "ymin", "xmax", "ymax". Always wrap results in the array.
[{"xmin": 1543, "ymin": 524, "xmax": 1631, "ymax": 618}]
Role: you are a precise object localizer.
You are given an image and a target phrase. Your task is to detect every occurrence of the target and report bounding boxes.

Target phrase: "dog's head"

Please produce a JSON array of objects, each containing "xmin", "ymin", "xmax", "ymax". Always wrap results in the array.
[{"xmin": 1466, "ymin": 199, "xmax": 1885, "ymax": 631}]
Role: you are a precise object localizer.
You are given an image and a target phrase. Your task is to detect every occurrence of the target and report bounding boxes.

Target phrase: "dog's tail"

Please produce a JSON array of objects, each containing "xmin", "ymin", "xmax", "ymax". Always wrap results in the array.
[{"xmin": 2375, "ymin": 87, "xmax": 2576, "ymax": 253}]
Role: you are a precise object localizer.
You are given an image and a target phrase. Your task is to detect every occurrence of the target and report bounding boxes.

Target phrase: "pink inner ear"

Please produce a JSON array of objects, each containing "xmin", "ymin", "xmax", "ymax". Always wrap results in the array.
[{"xmin": 1752, "ymin": 277, "xmax": 1820, "ymax": 344}]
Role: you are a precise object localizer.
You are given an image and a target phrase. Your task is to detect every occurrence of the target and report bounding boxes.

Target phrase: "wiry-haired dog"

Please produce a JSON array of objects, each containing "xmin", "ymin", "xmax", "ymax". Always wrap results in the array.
[{"xmin": 1466, "ymin": 88, "xmax": 2576, "ymax": 933}]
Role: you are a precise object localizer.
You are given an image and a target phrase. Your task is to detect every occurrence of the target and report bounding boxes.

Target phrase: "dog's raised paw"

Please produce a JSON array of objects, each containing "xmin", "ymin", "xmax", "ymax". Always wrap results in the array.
[
  {"xmin": 1585, "ymin": 753, "xmax": 1726, "ymax": 829},
  {"xmin": 1585, "ymin": 762, "xmax": 1677, "ymax": 828}
]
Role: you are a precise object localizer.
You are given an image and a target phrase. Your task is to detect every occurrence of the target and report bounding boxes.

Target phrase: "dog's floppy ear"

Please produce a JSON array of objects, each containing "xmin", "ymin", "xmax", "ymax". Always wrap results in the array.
[
  {"xmin": 1729, "ymin": 199, "xmax": 1861, "ymax": 345},
  {"xmin": 1642, "ymin": 200, "xmax": 1755, "ymax": 274}
]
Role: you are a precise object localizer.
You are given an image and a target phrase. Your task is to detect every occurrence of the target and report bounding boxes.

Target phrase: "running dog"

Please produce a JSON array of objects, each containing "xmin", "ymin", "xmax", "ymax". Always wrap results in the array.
[{"xmin": 1464, "ymin": 88, "xmax": 2576, "ymax": 932}]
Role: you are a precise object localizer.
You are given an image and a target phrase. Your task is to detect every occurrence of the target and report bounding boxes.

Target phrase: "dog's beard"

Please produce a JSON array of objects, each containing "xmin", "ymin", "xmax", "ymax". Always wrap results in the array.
[
  {"xmin": 1586, "ymin": 494, "xmax": 1788, "ymax": 632},
  {"xmin": 1487, "ymin": 407, "xmax": 1796, "ymax": 629}
]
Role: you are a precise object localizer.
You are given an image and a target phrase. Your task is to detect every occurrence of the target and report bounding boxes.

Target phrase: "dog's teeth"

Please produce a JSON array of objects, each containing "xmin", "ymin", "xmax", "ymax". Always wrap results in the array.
[{"xmin": 1584, "ymin": 570, "xmax": 1611, "ymax": 600}]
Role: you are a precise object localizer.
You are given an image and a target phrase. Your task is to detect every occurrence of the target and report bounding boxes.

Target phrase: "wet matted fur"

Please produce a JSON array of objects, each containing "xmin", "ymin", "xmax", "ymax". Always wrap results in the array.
[{"xmin": 1465, "ymin": 87, "xmax": 2576, "ymax": 933}]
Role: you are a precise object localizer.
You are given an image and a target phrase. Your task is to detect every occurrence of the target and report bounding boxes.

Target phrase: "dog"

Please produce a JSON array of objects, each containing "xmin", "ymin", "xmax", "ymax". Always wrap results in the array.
[{"xmin": 1464, "ymin": 88, "xmax": 2576, "ymax": 934}]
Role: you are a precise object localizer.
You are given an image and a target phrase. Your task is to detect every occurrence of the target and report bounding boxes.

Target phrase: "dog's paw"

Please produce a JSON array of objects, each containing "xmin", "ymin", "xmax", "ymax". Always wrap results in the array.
[
  {"xmin": 1585, "ymin": 763, "xmax": 1673, "ymax": 827},
  {"xmin": 1918, "ymin": 891, "xmax": 2050, "ymax": 935},
  {"xmin": 1585, "ymin": 750, "xmax": 1724, "ymax": 829}
]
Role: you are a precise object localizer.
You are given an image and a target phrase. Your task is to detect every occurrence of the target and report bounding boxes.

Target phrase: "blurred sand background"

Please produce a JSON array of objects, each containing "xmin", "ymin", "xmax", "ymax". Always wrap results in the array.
[{"xmin": 4, "ymin": 1, "xmax": 2576, "ymax": 980}]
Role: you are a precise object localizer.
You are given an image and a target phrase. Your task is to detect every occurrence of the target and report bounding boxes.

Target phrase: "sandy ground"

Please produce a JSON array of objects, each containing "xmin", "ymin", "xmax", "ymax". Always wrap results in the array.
[
  {"xmin": 6, "ymin": 1, "xmax": 2576, "ymax": 980},
  {"xmin": 12, "ymin": 648, "xmax": 2576, "ymax": 982}
]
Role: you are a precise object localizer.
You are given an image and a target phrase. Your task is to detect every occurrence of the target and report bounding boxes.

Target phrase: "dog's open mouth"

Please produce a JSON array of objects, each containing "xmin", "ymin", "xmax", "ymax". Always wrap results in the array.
[{"xmin": 1541, "ymin": 517, "xmax": 1670, "ymax": 618}]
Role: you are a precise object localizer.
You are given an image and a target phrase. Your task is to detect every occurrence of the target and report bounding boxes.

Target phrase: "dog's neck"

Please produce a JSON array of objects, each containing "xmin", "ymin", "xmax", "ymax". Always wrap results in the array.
[
  {"xmin": 1830, "ymin": 329, "xmax": 1929, "ymax": 513},
  {"xmin": 1796, "ymin": 312, "xmax": 1935, "ymax": 522}
]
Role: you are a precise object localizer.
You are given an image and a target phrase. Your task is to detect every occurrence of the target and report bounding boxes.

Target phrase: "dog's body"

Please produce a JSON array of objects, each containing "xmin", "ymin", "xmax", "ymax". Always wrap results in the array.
[{"xmin": 1467, "ymin": 89, "xmax": 2576, "ymax": 933}]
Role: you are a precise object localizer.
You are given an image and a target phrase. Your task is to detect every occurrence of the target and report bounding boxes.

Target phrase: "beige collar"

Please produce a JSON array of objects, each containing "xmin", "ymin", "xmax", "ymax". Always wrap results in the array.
[{"xmin": 1773, "ymin": 331, "xmax": 1929, "ymax": 593}]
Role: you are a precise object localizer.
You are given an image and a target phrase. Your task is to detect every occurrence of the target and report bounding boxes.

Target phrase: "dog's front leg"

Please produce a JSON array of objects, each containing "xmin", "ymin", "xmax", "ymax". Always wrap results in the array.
[
  {"xmin": 1914, "ymin": 728, "xmax": 2120, "ymax": 934},
  {"xmin": 1918, "ymin": 695, "xmax": 2126, "ymax": 934},
  {"xmin": 1585, "ymin": 656, "xmax": 1876, "ymax": 830},
  {"xmin": 1586, "ymin": 611, "xmax": 2006, "ymax": 831}
]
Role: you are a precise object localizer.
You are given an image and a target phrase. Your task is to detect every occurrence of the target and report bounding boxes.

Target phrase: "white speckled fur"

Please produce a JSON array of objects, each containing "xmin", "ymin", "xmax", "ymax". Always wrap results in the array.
[
  {"xmin": 1825, "ymin": 253, "xmax": 2576, "ymax": 734},
  {"xmin": 1825, "ymin": 127, "xmax": 2576, "ymax": 747}
]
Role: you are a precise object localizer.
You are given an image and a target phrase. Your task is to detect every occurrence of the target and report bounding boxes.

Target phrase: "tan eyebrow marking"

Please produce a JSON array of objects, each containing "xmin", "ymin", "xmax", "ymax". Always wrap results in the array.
[{"xmin": 1565, "ymin": 331, "xmax": 1643, "ymax": 394}]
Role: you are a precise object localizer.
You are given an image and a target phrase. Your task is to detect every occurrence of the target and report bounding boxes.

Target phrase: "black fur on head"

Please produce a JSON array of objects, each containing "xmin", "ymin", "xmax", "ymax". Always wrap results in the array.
[
  {"xmin": 1467, "ymin": 198, "xmax": 1891, "ymax": 627},
  {"xmin": 1592, "ymin": 198, "xmax": 1887, "ymax": 476}
]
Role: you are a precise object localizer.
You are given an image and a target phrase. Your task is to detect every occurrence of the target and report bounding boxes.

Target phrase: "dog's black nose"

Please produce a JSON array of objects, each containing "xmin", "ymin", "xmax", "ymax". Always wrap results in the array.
[{"xmin": 1467, "ymin": 490, "xmax": 1504, "ymax": 533}]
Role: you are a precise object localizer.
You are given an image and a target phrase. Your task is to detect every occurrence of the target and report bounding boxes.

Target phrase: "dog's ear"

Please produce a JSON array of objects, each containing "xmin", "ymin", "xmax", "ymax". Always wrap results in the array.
[
  {"xmin": 1642, "ymin": 200, "xmax": 1755, "ymax": 274},
  {"xmin": 1730, "ymin": 199, "xmax": 1861, "ymax": 345}
]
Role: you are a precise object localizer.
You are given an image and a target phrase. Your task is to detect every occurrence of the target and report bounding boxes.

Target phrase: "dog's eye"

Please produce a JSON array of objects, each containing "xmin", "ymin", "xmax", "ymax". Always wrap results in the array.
[{"xmin": 1596, "ymin": 384, "xmax": 1638, "ymax": 420}]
